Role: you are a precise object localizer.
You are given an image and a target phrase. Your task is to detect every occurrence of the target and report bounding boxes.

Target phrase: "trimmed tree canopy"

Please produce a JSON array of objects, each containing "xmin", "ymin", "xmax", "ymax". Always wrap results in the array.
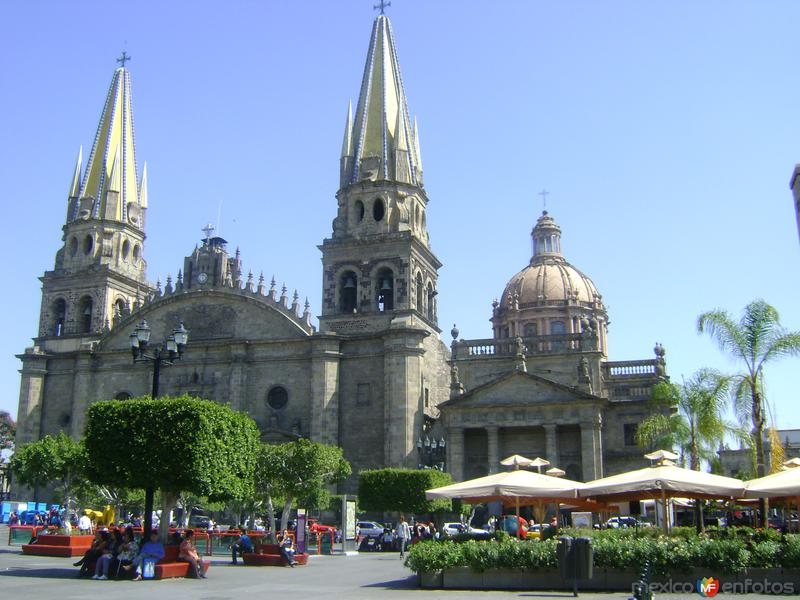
[
  {"xmin": 84, "ymin": 395, "xmax": 259, "ymax": 502},
  {"xmin": 358, "ymin": 468, "xmax": 452, "ymax": 514},
  {"xmin": 9, "ymin": 432, "xmax": 87, "ymax": 510}
]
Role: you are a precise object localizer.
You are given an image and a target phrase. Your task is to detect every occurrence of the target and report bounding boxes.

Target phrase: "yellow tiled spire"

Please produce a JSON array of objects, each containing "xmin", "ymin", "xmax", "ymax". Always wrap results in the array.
[
  {"xmin": 344, "ymin": 14, "xmax": 422, "ymax": 188},
  {"xmin": 76, "ymin": 66, "xmax": 144, "ymax": 226},
  {"xmin": 67, "ymin": 146, "xmax": 82, "ymax": 199}
]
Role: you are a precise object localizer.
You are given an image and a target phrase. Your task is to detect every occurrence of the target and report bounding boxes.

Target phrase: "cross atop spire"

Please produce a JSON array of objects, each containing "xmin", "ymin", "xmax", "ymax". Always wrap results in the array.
[
  {"xmin": 538, "ymin": 189, "xmax": 550, "ymax": 211},
  {"xmin": 374, "ymin": 0, "xmax": 391, "ymax": 14},
  {"xmin": 116, "ymin": 51, "xmax": 131, "ymax": 68}
]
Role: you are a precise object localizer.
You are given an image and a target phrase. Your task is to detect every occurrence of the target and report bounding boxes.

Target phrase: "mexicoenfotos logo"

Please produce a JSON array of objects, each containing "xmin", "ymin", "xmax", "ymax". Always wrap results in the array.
[{"xmin": 697, "ymin": 577, "xmax": 721, "ymax": 597}]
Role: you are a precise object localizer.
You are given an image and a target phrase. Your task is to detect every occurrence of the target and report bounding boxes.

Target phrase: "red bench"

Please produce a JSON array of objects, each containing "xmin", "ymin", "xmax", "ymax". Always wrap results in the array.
[
  {"xmin": 242, "ymin": 543, "xmax": 308, "ymax": 567},
  {"xmin": 22, "ymin": 534, "xmax": 94, "ymax": 557},
  {"xmin": 154, "ymin": 545, "xmax": 210, "ymax": 579}
]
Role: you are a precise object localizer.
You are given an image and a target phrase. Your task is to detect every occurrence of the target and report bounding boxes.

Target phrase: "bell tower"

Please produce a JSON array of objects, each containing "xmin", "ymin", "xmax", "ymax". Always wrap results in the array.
[
  {"xmin": 319, "ymin": 13, "xmax": 441, "ymax": 333},
  {"xmin": 38, "ymin": 58, "xmax": 152, "ymax": 341}
]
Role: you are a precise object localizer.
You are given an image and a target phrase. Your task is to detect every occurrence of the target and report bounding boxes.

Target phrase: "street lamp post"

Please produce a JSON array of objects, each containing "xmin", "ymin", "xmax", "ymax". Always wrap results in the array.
[
  {"xmin": 129, "ymin": 320, "xmax": 188, "ymax": 537},
  {"xmin": 417, "ymin": 436, "xmax": 446, "ymax": 471}
]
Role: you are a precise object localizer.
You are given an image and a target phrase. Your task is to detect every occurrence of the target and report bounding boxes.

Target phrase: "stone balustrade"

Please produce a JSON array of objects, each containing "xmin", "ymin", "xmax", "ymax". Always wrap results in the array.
[
  {"xmin": 452, "ymin": 333, "xmax": 592, "ymax": 359},
  {"xmin": 603, "ymin": 359, "xmax": 658, "ymax": 378}
]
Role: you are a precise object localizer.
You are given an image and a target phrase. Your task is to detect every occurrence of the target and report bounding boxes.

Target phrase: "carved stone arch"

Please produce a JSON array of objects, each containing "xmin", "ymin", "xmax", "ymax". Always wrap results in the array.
[
  {"xmin": 414, "ymin": 270, "xmax": 425, "ymax": 312},
  {"xmin": 425, "ymin": 277, "xmax": 437, "ymax": 321},
  {"xmin": 333, "ymin": 264, "xmax": 361, "ymax": 314},
  {"xmin": 51, "ymin": 296, "xmax": 68, "ymax": 336},
  {"xmin": 370, "ymin": 262, "xmax": 397, "ymax": 312},
  {"xmin": 77, "ymin": 294, "xmax": 94, "ymax": 333}
]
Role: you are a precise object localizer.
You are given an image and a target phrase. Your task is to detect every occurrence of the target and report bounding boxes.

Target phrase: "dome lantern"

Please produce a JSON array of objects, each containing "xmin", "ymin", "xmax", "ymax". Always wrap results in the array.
[{"xmin": 531, "ymin": 210, "xmax": 562, "ymax": 262}]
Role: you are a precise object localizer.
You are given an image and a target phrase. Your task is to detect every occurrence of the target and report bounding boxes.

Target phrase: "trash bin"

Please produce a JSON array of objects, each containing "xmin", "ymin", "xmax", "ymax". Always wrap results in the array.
[
  {"xmin": 573, "ymin": 537, "xmax": 593, "ymax": 580},
  {"xmin": 557, "ymin": 536, "xmax": 574, "ymax": 580}
]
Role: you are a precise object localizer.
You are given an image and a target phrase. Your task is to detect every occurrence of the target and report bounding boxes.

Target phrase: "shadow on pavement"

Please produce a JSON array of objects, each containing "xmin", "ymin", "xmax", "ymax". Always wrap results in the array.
[
  {"xmin": 361, "ymin": 574, "xmax": 419, "ymax": 590},
  {"xmin": 0, "ymin": 567, "xmax": 77, "ymax": 579}
]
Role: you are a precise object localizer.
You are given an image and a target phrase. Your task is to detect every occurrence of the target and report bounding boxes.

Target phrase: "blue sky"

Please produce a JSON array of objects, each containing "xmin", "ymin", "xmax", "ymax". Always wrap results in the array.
[{"xmin": 2, "ymin": 0, "xmax": 799, "ymax": 437}]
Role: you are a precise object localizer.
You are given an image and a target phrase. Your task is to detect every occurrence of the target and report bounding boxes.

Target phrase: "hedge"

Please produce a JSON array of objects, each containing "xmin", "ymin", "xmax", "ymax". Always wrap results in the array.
[
  {"xmin": 405, "ymin": 529, "xmax": 800, "ymax": 575},
  {"xmin": 358, "ymin": 468, "xmax": 452, "ymax": 514}
]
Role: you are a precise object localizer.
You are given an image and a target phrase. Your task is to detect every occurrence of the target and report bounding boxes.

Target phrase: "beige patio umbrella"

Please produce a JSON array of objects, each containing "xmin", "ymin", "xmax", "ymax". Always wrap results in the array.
[
  {"xmin": 745, "ymin": 462, "xmax": 800, "ymax": 531},
  {"xmin": 426, "ymin": 468, "xmax": 588, "ymax": 538},
  {"xmin": 579, "ymin": 453, "xmax": 746, "ymax": 533},
  {"xmin": 500, "ymin": 454, "xmax": 536, "ymax": 468},
  {"xmin": 546, "ymin": 467, "xmax": 566, "ymax": 477}
]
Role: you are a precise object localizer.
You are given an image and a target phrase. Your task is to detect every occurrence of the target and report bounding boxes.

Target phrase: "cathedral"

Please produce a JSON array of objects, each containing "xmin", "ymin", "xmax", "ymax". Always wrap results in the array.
[{"xmin": 15, "ymin": 13, "xmax": 666, "ymax": 493}]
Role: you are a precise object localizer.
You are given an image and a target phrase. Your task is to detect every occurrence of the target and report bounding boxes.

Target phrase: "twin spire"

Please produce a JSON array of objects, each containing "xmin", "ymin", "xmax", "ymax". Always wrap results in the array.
[
  {"xmin": 340, "ymin": 14, "xmax": 423, "ymax": 188},
  {"xmin": 67, "ymin": 65, "xmax": 147, "ymax": 226},
  {"xmin": 68, "ymin": 13, "xmax": 421, "ymax": 223}
]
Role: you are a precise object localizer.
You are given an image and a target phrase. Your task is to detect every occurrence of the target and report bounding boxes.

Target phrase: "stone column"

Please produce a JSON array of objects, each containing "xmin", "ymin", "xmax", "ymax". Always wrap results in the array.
[
  {"xmin": 310, "ymin": 335, "xmax": 341, "ymax": 447},
  {"xmin": 16, "ymin": 348, "xmax": 48, "ymax": 446},
  {"xmin": 69, "ymin": 351, "xmax": 96, "ymax": 439},
  {"xmin": 383, "ymin": 327, "xmax": 428, "ymax": 468},
  {"xmin": 486, "ymin": 426, "xmax": 500, "ymax": 474},
  {"xmin": 580, "ymin": 418, "xmax": 604, "ymax": 481},
  {"xmin": 447, "ymin": 427, "xmax": 465, "ymax": 482},
  {"xmin": 226, "ymin": 342, "xmax": 249, "ymax": 411},
  {"xmin": 544, "ymin": 424, "xmax": 558, "ymax": 467}
]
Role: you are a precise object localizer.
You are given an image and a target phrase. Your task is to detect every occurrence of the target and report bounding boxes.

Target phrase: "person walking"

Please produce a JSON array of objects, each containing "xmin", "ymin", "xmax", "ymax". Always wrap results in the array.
[{"xmin": 395, "ymin": 515, "xmax": 411, "ymax": 559}]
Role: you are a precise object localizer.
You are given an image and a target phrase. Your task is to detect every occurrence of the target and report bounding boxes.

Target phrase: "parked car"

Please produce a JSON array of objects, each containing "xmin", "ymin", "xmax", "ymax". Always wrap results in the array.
[
  {"xmin": 442, "ymin": 522, "xmax": 468, "ymax": 537},
  {"xmin": 356, "ymin": 521, "xmax": 384, "ymax": 537},
  {"xmin": 606, "ymin": 516, "xmax": 649, "ymax": 528}
]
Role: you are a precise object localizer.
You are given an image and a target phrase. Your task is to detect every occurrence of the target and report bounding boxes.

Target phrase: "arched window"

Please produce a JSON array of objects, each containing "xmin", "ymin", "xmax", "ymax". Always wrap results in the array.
[
  {"xmin": 339, "ymin": 270, "xmax": 358, "ymax": 313},
  {"xmin": 551, "ymin": 320, "xmax": 566, "ymax": 351},
  {"xmin": 354, "ymin": 200, "xmax": 365, "ymax": 223},
  {"xmin": 375, "ymin": 268, "xmax": 394, "ymax": 312},
  {"xmin": 415, "ymin": 272, "xmax": 424, "ymax": 312},
  {"xmin": 426, "ymin": 282, "xmax": 435, "ymax": 321},
  {"xmin": 78, "ymin": 296, "xmax": 93, "ymax": 333},
  {"xmin": 121, "ymin": 239, "xmax": 130, "ymax": 261},
  {"xmin": 83, "ymin": 234, "xmax": 94, "ymax": 255},
  {"xmin": 524, "ymin": 322, "xmax": 537, "ymax": 337},
  {"xmin": 267, "ymin": 386, "xmax": 289, "ymax": 410},
  {"xmin": 114, "ymin": 298, "xmax": 127, "ymax": 320},
  {"xmin": 373, "ymin": 198, "xmax": 385, "ymax": 222},
  {"xmin": 132, "ymin": 244, "xmax": 141, "ymax": 264},
  {"xmin": 53, "ymin": 298, "xmax": 66, "ymax": 336},
  {"xmin": 69, "ymin": 236, "xmax": 78, "ymax": 257}
]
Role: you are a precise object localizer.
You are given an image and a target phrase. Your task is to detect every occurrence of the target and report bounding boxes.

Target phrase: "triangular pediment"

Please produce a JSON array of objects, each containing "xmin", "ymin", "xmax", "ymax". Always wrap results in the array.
[{"xmin": 440, "ymin": 370, "xmax": 600, "ymax": 410}]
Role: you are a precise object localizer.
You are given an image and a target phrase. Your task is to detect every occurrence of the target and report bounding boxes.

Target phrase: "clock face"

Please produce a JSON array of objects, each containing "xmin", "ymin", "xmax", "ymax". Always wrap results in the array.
[{"xmin": 197, "ymin": 272, "xmax": 208, "ymax": 284}]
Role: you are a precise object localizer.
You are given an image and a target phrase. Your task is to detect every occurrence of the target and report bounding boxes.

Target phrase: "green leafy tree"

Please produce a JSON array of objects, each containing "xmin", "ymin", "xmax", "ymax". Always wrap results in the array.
[
  {"xmin": 358, "ymin": 468, "xmax": 453, "ymax": 515},
  {"xmin": 84, "ymin": 395, "xmax": 259, "ymax": 538},
  {"xmin": 698, "ymin": 300, "xmax": 800, "ymax": 483},
  {"xmin": 0, "ymin": 411, "xmax": 15, "ymax": 460},
  {"xmin": 254, "ymin": 439, "xmax": 350, "ymax": 536},
  {"xmin": 9, "ymin": 432, "xmax": 87, "ymax": 513}
]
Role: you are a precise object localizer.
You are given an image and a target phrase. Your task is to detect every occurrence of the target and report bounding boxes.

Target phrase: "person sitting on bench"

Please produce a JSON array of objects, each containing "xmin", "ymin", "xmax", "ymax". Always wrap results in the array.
[
  {"xmin": 231, "ymin": 530, "xmax": 253, "ymax": 565},
  {"xmin": 128, "ymin": 530, "xmax": 165, "ymax": 580},
  {"xmin": 179, "ymin": 529, "xmax": 206, "ymax": 578},
  {"xmin": 278, "ymin": 529, "xmax": 297, "ymax": 567}
]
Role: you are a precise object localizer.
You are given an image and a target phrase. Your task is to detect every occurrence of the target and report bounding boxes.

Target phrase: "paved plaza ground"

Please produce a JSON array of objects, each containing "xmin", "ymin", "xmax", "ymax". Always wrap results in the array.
[{"xmin": 0, "ymin": 526, "xmax": 787, "ymax": 600}]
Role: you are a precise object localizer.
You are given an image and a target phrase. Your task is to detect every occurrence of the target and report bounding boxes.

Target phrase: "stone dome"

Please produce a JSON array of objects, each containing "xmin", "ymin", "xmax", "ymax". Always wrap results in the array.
[
  {"xmin": 500, "ymin": 258, "xmax": 601, "ymax": 309},
  {"xmin": 491, "ymin": 211, "xmax": 607, "ymax": 353}
]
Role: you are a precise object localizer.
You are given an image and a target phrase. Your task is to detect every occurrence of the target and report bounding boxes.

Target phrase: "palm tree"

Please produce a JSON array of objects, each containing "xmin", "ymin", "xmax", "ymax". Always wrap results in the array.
[
  {"xmin": 637, "ymin": 369, "xmax": 739, "ymax": 532},
  {"xmin": 637, "ymin": 369, "xmax": 734, "ymax": 471},
  {"xmin": 698, "ymin": 299, "xmax": 800, "ymax": 526}
]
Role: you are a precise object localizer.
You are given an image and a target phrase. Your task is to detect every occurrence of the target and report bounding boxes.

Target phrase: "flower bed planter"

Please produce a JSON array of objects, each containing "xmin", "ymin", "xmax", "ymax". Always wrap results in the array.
[
  {"xmin": 22, "ymin": 534, "xmax": 94, "ymax": 557},
  {"xmin": 422, "ymin": 567, "xmax": 800, "ymax": 592}
]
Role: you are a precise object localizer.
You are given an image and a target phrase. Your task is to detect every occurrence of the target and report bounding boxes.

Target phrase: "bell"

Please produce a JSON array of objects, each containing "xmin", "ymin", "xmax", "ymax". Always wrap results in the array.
[
  {"xmin": 380, "ymin": 278, "xmax": 392, "ymax": 291},
  {"xmin": 343, "ymin": 275, "xmax": 356, "ymax": 289}
]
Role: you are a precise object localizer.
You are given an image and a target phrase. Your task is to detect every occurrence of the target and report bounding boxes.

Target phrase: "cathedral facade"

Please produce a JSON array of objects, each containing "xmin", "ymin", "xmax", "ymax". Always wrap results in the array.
[{"xmin": 15, "ymin": 14, "xmax": 665, "ymax": 493}]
